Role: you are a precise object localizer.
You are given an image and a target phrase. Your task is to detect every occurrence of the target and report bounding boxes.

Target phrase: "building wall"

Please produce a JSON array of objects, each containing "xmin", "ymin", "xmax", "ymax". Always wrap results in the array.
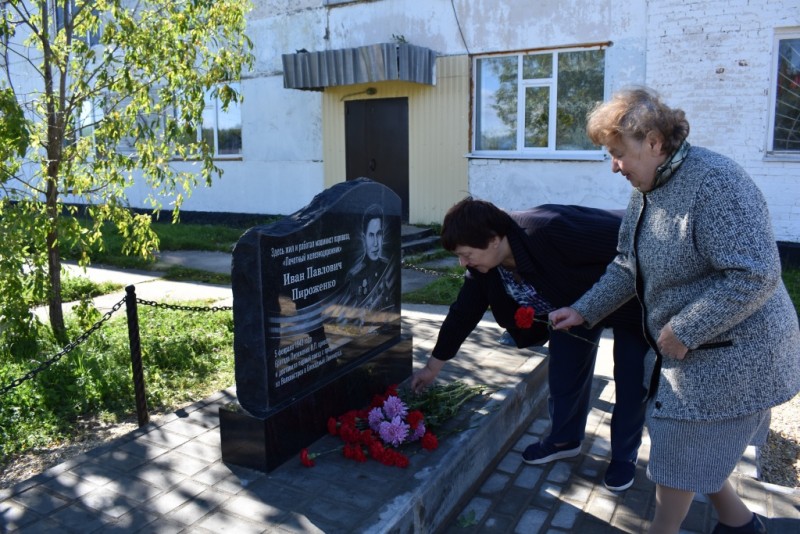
[
  {"xmin": 644, "ymin": 0, "xmax": 800, "ymax": 241},
  {"xmin": 322, "ymin": 55, "xmax": 470, "ymax": 224},
  {"xmin": 173, "ymin": 75, "xmax": 325, "ymax": 216},
  {"xmin": 184, "ymin": 1, "xmax": 328, "ymax": 216},
  {"xmin": 315, "ymin": 0, "xmax": 651, "ymax": 221},
  {"xmin": 18, "ymin": 0, "xmax": 795, "ymax": 241},
  {"xmin": 461, "ymin": 0, "xmax": 649, "ymax": 212}
]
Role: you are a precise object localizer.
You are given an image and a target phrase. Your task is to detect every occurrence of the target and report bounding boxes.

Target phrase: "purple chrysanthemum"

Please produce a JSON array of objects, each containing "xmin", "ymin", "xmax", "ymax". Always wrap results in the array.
[
  {"xmin": 383, "ymin": 395, "xmax": 408, "ymax": 420},
  {"xmin": 378, "ymin": 416, "xmax": 410, "ymax": 446},
  {"xmin": 367, "ymin": 406, "xmax": 385, "ymax": 432},
  {"xmin": 411, "ymin": 422, "xmax": 426, "ymax": 441}
]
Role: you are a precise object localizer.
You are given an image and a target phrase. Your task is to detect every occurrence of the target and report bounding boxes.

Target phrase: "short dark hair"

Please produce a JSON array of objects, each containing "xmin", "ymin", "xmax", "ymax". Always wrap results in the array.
[
  {"xmin": 441, "ymin": 197, "xmax": 514, "ymax": 251},
  {"xmin": 362, "ymin": 204, "xmax": 383, "ymax": 234}
]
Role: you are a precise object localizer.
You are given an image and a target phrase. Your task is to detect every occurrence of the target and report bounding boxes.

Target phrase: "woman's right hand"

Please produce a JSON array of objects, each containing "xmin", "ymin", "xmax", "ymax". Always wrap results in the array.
[
  {"xmin": 548, "ymin": 307, "xmax": 585, "ymax": 330},
  {"xmin": 411, "ymin": 356, "xmax": 446, "ymax": 393}
]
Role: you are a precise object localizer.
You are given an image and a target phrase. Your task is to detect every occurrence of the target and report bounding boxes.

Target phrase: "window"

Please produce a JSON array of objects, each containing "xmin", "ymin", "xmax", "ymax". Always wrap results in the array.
[
  {"xmin": 170, "ymin": 82, "xmax": 243, "ymax": 159},
  {"xmin": 77, "ymin": 83, "xmax": 243, "ymax": 160},
  {"xmin": 473, "ymin": 46, "xmax": 605, "ymax": 158},
  {"xmin": 53, "ymin": 1, "xmax": 101, "ymax": 46},
  {"xmin": 202, "ymin": 83, "xmax": 242, "ymax": 157},
  {"xmin": 770, "ymin": 30, "xmax": 800, "ymax": 154}
]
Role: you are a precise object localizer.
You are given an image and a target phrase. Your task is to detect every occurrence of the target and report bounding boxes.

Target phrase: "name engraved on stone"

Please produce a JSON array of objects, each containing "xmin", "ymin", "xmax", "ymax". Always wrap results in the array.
[{"xmin": 231, "ymin": 178, "xmax": 402, "ymax": 415}]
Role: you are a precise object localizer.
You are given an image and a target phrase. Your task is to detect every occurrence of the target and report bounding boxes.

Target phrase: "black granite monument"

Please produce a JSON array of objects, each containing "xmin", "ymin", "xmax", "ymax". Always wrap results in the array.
[{"xmin": 220, "ymin": 178, "xmax": 412, "ymax": 472}]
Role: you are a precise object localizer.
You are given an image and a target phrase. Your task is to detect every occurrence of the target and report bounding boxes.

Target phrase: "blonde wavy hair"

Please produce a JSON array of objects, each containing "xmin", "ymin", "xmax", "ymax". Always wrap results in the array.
[{"xmin": 586, "ymin": 87, "xmax": 690, "ymax": 154}]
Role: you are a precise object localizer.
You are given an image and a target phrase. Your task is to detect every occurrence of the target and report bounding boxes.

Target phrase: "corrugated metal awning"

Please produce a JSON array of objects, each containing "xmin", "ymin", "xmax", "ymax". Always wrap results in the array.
[{"xmin": 282, "ymin": 43, "xmax": 437, "ymax": 91}]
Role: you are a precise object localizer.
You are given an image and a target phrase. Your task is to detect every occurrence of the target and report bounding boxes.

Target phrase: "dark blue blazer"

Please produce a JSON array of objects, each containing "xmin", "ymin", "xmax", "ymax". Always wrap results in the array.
[{"xmin": 432, "ymin": 204, "xmax": 642, "ymax": 360}]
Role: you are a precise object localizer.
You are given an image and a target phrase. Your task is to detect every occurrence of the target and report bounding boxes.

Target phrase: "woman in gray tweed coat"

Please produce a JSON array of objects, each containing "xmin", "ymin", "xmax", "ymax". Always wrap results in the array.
[{"xmin": 549, "ymin": 87, "xmax": 800, "ymax": 534}]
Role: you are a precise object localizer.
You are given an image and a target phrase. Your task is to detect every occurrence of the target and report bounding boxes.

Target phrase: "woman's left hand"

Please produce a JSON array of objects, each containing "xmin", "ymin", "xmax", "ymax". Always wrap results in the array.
[{"xmin": 657, "ymin": 323, "xmax": 689, "ymax": 360}]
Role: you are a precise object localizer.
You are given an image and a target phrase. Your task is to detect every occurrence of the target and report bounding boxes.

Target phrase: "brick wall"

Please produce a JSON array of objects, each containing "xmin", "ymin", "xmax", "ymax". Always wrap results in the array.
[{"xmin": 646, "ymin": 0, "xmax": 799, "ymax": 242}]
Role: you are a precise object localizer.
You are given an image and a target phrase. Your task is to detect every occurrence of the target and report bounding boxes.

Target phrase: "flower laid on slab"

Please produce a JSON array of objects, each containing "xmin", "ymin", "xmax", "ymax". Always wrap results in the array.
[
  {"xmin": 300, "ymin": 381, "xmax": 483, "ymax": 468},
  {"xmin": 300, "ymin": 448, "xmax": 316, "ymax": 467},
  {"xmin": 514, "ymin": 305, "xmax": 535, "ymax": 329}
]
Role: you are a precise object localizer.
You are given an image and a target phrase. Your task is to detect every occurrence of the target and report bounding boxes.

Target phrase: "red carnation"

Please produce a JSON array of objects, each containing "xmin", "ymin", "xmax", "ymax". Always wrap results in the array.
[
  {"xmin": 327, "ymin": 417, "xmax": 339, "ymax": 436},
  {"xmin": 344, "ymin": 443, "xmax": 366, "ymax": 462},
  {"xmin": 300, "ymin": 448, "xmax": 316, "ymax": 467},
  {"xmin": 393, "ymin": 451, "xmax": 410, "ymax": 468},
  {"xmin": 340, "ymin": 423, "xmax": 360, "ymax": 444},
  {"xmin": 421, "ymin": 432, "xmax": 439, "ymax": 451},
  {"xmin": 379, "ymin": 449, "xmax": 398, "ymax": 466},
  {"xmin": 359, "ymin": 429, "xmax": 374, "ymax": 445},
  {"xmin": 338, "ymin": 411, "xmax": 358, "ymax": 429},
  {"xmin": 385, "ymin": 384, "xmax": 399, "ymax": 397},
  {"xmin": 369, "ymin": 441, "xmax": 386, "ymax": 460},
  {"xmin": 514, "ymin": 306, "xmax": 535, "ymax": 329},
  {"xmin": 407, "ymin": 410, "xmax": 424, "ymax": 430}
]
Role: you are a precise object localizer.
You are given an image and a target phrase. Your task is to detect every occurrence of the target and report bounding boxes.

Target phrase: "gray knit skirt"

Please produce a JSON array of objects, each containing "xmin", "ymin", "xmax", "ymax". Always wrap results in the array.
[{"xmin": 646, "ymin": 404, "xmax": 771, "ymax": 494}]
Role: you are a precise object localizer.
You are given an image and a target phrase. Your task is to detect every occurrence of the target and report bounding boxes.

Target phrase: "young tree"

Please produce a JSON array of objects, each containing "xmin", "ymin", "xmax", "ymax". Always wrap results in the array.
[{"xmin": 0, "ymin": 0, "xmax": 253, "ymax": 344}]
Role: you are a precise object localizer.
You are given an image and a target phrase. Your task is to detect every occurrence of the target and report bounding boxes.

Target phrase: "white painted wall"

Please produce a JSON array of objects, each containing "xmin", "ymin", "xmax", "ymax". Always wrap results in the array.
[
  {"xmin": 234, "ymin": 0, "xmax": 652, "ymax": 218},
  {"xmin": 644, "ymin": 0, "xmax": 800, "ymax": 242},
  {"xmin": 164, "ymin": 3, "xmax": 329, "ymax": 216},
  {"xmin": 9, "ymin": 0, "xmax": 798, "ymax": 242},
  {"xmin": 463, "ymin": 0, "xmax": 649, "ymax": 213}
]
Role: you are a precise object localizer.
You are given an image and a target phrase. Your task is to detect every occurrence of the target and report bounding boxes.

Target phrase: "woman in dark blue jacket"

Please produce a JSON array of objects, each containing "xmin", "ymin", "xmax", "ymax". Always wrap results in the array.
[{"xmin": 411, "ymin": 198, "xmax": 648, "ymax": 491}]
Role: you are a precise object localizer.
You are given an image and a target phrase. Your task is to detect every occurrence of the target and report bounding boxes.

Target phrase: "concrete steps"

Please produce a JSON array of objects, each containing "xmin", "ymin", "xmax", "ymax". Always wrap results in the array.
[{"xmin": 401, "ymin": 224, "xmax": 440, "ymax": 257}]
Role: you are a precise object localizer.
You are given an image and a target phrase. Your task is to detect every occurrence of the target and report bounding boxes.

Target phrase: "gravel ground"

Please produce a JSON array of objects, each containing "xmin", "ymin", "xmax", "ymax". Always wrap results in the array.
[
  {"xmin": 2, "ymin": 393, "xmax": 798, "ymax": 491},
  {"xmin": 760, "ymin": 391, "xmax": 800, "ymax": 487}
]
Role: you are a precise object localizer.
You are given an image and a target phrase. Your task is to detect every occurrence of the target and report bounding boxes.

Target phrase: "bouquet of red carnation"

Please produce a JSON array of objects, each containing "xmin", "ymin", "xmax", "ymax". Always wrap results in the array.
[{"xmin": 301, "ymin": 384, "xmax": 439, "ymax": 468}]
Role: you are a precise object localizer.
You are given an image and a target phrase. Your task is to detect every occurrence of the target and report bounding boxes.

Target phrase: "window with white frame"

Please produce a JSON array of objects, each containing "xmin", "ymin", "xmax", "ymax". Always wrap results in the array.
[
  {"xmin": 169, "ymin": 82, "xmax": 243, "ymax": 159},
  {"xmin": 78, "ymin": 83, "xmax": 243, "ymax": 160},
  {"xmin": 201, "ymin": 83, "xmax": 242, "ymax": 157},
  {"xmin": 473, "ymin": 46, "xmax": 605, "ymax": 158},
  {"xmin": 770, "ymin": 30, "xmax": 800, "ymax": 153}
]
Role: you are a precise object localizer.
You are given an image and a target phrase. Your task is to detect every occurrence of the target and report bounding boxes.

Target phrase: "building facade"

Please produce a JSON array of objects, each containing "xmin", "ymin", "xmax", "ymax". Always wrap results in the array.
[{"xmin": 47, "ymin": 1, "xmax": 800, "ymax": 241}]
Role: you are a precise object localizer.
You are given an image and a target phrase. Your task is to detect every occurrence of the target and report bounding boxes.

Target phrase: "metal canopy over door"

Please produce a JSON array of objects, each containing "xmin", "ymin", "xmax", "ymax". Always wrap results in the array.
[{"xmin": 345, "ymin": 97, "xmax": 409, "ymax": 221}]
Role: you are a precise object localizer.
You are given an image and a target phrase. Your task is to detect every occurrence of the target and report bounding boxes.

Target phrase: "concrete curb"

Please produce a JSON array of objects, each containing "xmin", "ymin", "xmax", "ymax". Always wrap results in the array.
[{"xmin": 366, "ymin": 352, "xmax": 550, "ymax": 533}]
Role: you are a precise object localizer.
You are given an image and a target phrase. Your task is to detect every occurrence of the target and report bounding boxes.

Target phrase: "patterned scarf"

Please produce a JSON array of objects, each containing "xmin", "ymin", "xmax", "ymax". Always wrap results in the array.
[
  {"xmin": 497, "ymin": 266, "xmax": 554, "ymax": 314},
  {"xmin": 651, "ymin": 141, "xmax": 690, "ymax": 190}
]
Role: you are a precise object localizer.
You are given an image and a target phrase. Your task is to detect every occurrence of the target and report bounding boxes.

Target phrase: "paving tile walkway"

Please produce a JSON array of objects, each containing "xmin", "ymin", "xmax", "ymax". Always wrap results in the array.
[{"xmin": 1, "ymin": 262, "xmax": 798, "ymax": 533}]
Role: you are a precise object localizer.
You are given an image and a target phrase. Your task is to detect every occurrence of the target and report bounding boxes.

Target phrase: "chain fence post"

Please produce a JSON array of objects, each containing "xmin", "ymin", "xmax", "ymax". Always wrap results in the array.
[{"xmin": 125, "ymin": 285, "xmax": 150, "ymax": 427}]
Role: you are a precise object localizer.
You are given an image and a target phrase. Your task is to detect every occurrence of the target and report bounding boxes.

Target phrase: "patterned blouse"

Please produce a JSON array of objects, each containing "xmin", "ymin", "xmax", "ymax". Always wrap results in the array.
[{"xmin": 497, "ymin": 266, "xmax": 554, "ymax": 314}]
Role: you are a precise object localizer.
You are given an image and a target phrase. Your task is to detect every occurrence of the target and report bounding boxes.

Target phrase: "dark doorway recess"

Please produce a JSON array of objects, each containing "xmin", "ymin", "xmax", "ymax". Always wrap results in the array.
[{"xmin": 345, "ymin": 97, "xmax": 409, "ymax": 220}]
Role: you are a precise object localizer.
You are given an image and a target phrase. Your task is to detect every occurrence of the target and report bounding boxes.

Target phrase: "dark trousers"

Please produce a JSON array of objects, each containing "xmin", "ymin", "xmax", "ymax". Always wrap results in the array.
[{"xmin": 546, "ymin": 324, "xmax": 649, "ymax": 462}]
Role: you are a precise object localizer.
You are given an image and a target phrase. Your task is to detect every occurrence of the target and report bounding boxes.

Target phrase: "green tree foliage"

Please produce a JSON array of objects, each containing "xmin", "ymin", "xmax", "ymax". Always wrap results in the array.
[{"xmin": 0, "ymin": 0, "xmax": 253, "ymax": 344}]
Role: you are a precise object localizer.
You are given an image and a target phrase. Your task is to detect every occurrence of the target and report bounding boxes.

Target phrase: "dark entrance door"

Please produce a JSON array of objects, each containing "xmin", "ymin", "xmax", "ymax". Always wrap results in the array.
[{"xmin": 345, "ymin": 97, "xmax": 409, "ymax": 220}]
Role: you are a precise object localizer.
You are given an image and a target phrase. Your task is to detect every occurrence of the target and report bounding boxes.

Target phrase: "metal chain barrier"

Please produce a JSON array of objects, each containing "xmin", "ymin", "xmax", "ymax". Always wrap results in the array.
[
  {"xmin": 0, "ymin": 296, "xmax": 127, "ymax": 397},
  {"xmin": 400, "ymin": 261, "xmax": 464, "ymax": 279},
  {"xmin": 126, "ymin": 287, "xmax": 233, "ymax": 427},
  {"xmin": 0, "ymin": 290, "xmax": 233, "ymax": 399},
  {"xmin": 135, "ymin": 299, "xmax": 232, "ymax": 312}
]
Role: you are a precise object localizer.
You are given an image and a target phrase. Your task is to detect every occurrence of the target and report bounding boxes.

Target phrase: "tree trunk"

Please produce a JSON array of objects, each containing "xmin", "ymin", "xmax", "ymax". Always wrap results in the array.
[
  {"xmin": 46, "ymin": 178, "xmax": 67, "ymax": 344},
  {"xmin": 41, "ymin": 1, "xmax": 67, "ymax": 343}
]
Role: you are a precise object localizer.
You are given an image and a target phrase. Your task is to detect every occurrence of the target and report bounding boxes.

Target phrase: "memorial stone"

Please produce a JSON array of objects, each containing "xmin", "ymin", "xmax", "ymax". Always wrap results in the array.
[{"xmin": 220, "ymin": 178, "xmax": 412, "ymax": 472}]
